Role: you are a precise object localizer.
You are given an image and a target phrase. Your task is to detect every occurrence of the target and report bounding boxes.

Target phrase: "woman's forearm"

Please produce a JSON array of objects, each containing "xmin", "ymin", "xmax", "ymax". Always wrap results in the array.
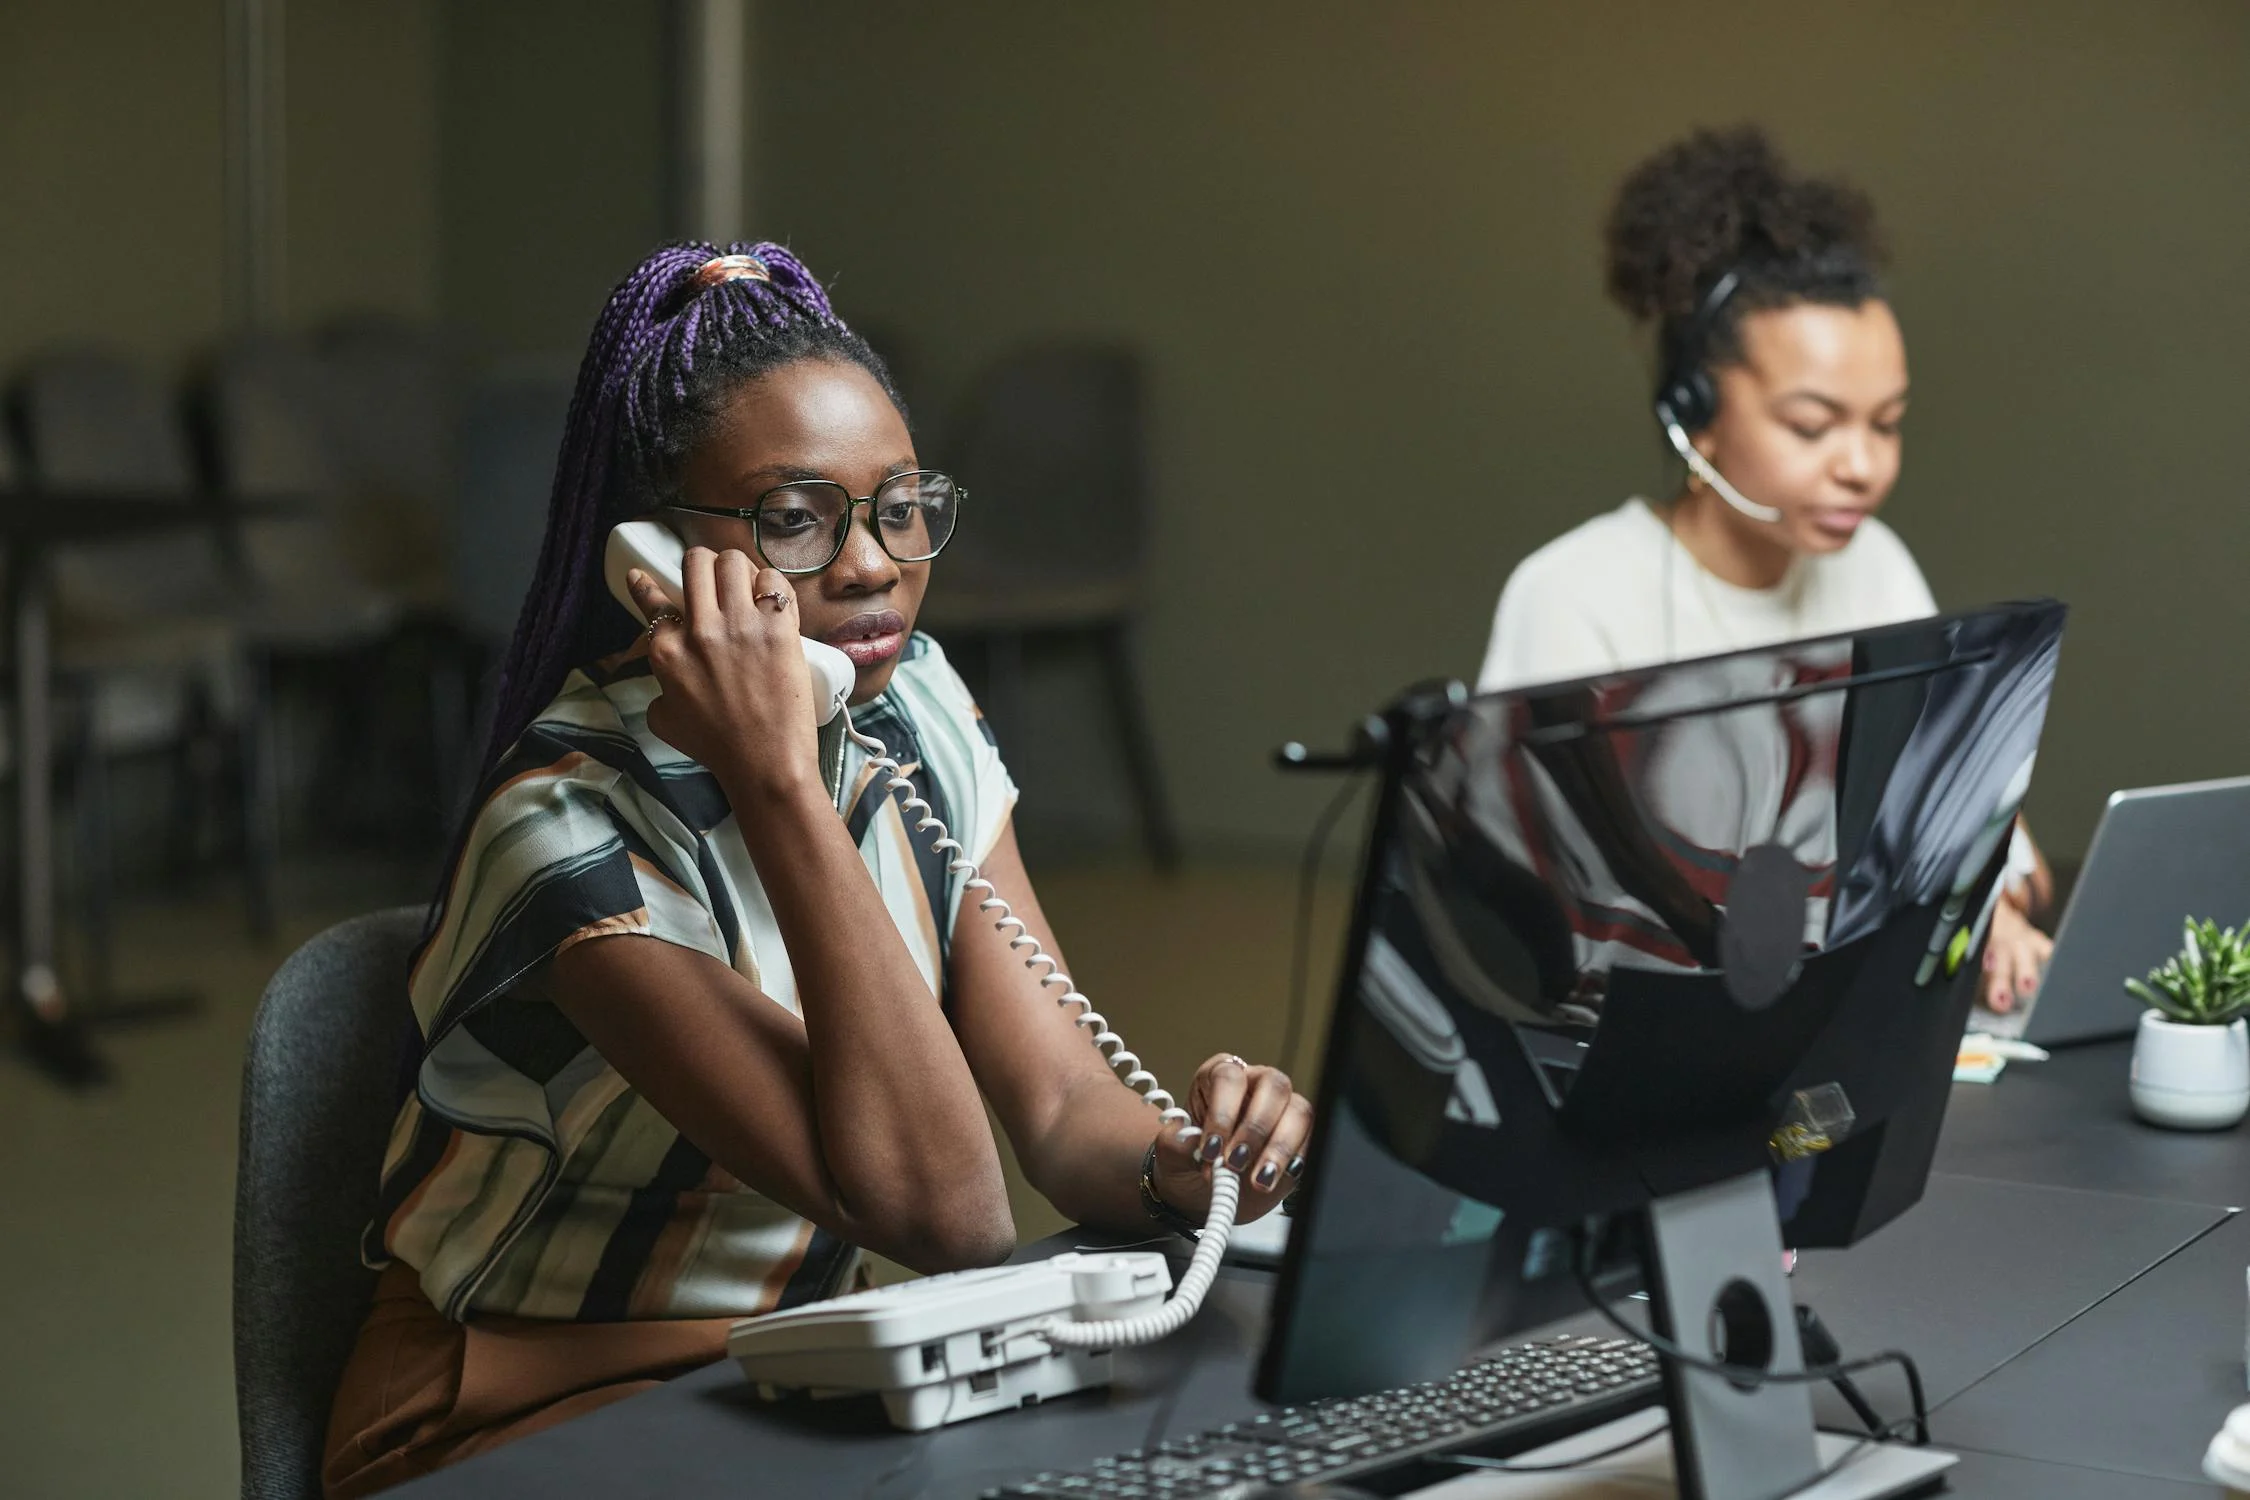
[
  {"xmin": 725, "ymin": 769, "xmax": 1014, "ymax": 1267},
  {"xmin": 1019, "ymin": 1079, "xmax": 1177, "ymax": 1234}
]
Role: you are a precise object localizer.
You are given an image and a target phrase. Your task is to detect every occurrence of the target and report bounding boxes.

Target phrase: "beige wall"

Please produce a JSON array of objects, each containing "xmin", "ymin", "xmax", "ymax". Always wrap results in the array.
[
  {"xmin": 752, "ymin": 0, "xmax": 2250, "ymax": 858},
  {"xmin": 5, "ymin": 3, "xmax": 2242, "ymax": 858},
  {"xmin": 0, "ymin": 0, "xmax": 438, "ymax": 378},
  {"xmin": 435, "ymin": 0, "xmax": 668, "ymax": 357},
  {"xmin": 286, "ymin": 0, "xmax": 441, "ymax": 329},
  {"xmin": 0, "ymin": 1, "xmax": 228, "ymax": 373}
]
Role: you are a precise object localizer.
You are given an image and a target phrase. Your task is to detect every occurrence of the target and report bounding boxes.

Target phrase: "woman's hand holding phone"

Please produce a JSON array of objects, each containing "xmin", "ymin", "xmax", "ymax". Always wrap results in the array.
[
  {"xmin": 627, "ymin": 547, "xmax": 820, "ymax": 798},
  {"xmin": 1149, "ymin": 1053, "xmax": 1312, "ymax": 1225}
]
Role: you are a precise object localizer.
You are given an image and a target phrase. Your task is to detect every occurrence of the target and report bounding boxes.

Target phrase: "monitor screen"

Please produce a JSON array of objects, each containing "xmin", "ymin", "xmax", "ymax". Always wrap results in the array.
[{"xmin": 1256, "ymin": 601, "xmax": 2065, "ymax": 1404}]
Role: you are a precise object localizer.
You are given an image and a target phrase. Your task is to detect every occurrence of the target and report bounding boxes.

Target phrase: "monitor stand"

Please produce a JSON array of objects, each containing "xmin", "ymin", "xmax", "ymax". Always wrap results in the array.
[{"xmin": 1452, "ymin": 1170, "xmax": 1955, "ymax": 1499}]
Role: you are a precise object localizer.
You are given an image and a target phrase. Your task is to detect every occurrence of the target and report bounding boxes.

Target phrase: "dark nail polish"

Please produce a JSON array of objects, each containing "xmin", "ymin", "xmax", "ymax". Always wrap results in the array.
[
  {"xmin": 1201, "ymin": 1133, "xmax": 1225, "ymax": 1162},
  {"xmin": 1228, "ymin": 1143, "xmax": 1252, "ymax": 1171},
  {"xmin": 1254, "ymin": 1161, "xmax": 1279, "ymax": 1190},
  {"xmin": 1285, "ymin": 1155, "xmax": 1306, "ymax": 1178}
]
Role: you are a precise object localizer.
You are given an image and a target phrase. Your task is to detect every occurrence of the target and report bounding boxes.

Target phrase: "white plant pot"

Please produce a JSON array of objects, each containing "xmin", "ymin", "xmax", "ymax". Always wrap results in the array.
[{"xmin": 2131, "ymin": 1010, "xmax": 2250, "ymax": 1130}]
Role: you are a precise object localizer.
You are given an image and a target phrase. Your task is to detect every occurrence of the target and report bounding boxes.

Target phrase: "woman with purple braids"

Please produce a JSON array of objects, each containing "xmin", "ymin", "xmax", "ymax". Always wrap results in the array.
[{"xmin": 322, "ymin": 244, "xmax": 1308, "ymax": 1495}]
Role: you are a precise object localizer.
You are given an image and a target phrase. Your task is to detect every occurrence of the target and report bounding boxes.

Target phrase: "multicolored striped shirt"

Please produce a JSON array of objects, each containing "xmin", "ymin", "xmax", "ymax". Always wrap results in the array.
[{"xmin": 364, "ymin": 633, "xmax": 1016, "ymax": 1321}]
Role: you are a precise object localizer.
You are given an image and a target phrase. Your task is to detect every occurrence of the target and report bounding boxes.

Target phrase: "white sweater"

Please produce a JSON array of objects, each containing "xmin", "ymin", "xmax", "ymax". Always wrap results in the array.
[
  {"xmin": 1477, "ymin": 498, "xmax": 1937, "ymax": 694},
  {"xmin": 1475, "ymin": 497, "xmax": 2033, "ymax": 890}
]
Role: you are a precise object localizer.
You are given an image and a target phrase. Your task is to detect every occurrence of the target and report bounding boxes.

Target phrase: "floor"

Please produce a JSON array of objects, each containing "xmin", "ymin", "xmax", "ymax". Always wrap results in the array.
[{"xmin": 0, "ymin": 854, "xmax": 1351, "ymax": 1500}]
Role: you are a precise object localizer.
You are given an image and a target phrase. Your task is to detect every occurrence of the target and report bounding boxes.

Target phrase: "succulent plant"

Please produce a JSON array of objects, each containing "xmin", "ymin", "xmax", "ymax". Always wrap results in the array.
[{"xmin": 2125, "ymin": 917, "xmax": 2250, "ymax": 1026}]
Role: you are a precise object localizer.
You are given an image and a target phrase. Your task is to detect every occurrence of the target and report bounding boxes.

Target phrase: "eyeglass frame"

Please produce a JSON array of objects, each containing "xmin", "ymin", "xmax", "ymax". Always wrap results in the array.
[{"xmin": 662, "ymin": 468, "xmax": 965, "ymax": 577}]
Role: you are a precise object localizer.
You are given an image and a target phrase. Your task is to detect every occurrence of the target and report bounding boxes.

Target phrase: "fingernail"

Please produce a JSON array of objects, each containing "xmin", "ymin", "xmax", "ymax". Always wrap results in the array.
[
  {"xmin": 1254, "ymin": 1161, "xmax": 1279, "ymax": 1190},
  {"xmin": 1228, "ymin": 1143, "xmax": 1252, "ymax": 1171},
  {"xmin": 1285, "ymin": 1155, "xmax": 1306, "ymax": 1178},
  {"xmin": 1201, "ymin": 1133, "xmax": 1225, "ymax": 1163}
]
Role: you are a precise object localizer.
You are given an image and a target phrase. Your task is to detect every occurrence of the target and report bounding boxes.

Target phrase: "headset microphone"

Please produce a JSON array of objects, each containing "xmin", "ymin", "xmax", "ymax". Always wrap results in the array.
[
  {"xmin": 1652, "ymin": 267, "xmax": 1786, "ymax": 526},
  {"xmin": 1657, "ymin": 401, "xmax": 1785, "ymax": 524}
]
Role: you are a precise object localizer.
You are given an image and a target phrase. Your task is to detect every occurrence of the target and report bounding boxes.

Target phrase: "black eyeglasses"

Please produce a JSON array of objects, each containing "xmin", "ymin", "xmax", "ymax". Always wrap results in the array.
[{"xmin": 666, "ymin": 469, "xmax": 963, "ymax": 576}]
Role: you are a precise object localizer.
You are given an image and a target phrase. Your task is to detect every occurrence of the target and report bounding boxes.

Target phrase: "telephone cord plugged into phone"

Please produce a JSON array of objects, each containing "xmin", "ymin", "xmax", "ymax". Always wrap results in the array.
[{"xmin": 842, "ymin": 713, "xmax": 1242, "ymax": 1349}]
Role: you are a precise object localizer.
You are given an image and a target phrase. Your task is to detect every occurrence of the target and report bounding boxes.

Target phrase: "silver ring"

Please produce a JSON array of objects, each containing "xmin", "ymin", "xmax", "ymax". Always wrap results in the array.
[
  {"xmin": 1224, "ymin": 1054, "xmax": 1247, "ymax": 1070},
  {"xmin": 644, "ymin": 609, "xmax": 683, "ymax": 636}
]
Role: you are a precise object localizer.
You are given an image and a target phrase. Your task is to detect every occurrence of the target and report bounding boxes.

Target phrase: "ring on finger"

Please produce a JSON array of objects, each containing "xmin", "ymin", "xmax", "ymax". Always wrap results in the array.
[
  {"xmin": 644, "ymin": 609, "xmax": 684, "ymax": 637},
  {"xmin": 1222, "ymin": 1053, "xmax": 1247, "ymax": 1070},
  {"xmin": 753, "ymin": 589, "xmax": 791, "ymax": 612}
]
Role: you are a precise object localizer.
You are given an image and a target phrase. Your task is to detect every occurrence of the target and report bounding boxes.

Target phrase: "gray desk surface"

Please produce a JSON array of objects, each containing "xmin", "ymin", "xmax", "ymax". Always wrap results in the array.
[
  {"xmin": 397, "ymin": 1045, "xmax": 2250, "ymax": 1499},
  {"xmin": 1936, "ymin": 1206, "xmax": 2247, "ymax": 1486},
  {"xmin": 1937, "ymin": 1038, "xmax": 2248, "ymax": 1207}
]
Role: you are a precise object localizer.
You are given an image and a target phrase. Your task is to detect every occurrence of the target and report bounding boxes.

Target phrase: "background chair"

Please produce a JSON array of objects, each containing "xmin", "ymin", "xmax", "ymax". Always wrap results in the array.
[
  {"xmin": 318, "ymin": 319, "xmax": 485, "ymax": 825},
  {"xmin": 202, "ymin": 334, "xmax": 428, "ymax": 850},
  {"xmin": 916, "ymin": 344, "xmax": 1179, "ymax": 868},
  {"xmin": 200, "ymin": 333, "xmax": 403, "ymax": 648},
  {"xmin": 233, "ymin": 905, "xmax": 422, "ymax": 1500},
  {"xmin": 12, "ymin": 349, "xmax": 278, "ymax": 936},
  {"xmin": 444, "ymin": 359, "xmax": 575, "ymax": 814},
  {"xmin": 317, "ymin": 318, "xmax": 460, "ymax": 617}
]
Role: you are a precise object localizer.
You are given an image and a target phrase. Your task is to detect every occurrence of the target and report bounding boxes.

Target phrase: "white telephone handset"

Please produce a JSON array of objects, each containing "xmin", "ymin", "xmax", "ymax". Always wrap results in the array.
[
  {"xmin": 604, "ymin": 519, "xmax": 1240, "ymax": 1427},
  {"xmin": 604, "ymin": 519, "xmax": 855, "ymax": 726}
]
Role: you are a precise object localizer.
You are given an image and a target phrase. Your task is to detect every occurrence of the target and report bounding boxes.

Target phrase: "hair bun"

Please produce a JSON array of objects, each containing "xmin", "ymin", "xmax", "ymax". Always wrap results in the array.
[
  {"xmin": 1602, "ymin": 125, "xmax": 1883, "ymax": 326},
  {"xmin": 690, "ymin": 253, "xmax": 771, "ymax": 291}
]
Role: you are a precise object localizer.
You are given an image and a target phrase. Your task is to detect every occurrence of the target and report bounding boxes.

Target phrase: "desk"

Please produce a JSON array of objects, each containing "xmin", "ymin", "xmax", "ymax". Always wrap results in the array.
[
  {"xmin": 394, "ymin": 1045, "xmax": 2250, "ymax": 1498},
  {"xmin": 1938, "ymin": 1039, "xmax": 2250, "ymax": 1207}
]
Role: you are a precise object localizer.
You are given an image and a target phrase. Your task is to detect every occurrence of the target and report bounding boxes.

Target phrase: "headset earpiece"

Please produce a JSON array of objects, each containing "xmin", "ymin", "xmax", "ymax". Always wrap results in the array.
[
  {"xmin": 1649, "ymin": 269, "xmax": 1780, "ymax": 525},
  {"xmin": 1654, "ymin": 363, "xmax": 1719, "ymax": 436},
  {"xmin": 1652, "ymin": 268, "xmax": 1739, "ymax": 437}
]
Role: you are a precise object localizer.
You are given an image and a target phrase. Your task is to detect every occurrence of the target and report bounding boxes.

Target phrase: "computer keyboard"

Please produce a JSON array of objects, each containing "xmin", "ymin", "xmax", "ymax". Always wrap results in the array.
[{"xmin": 980, "ymin": 1332, "xmax": 1663, "ymax": 1498}]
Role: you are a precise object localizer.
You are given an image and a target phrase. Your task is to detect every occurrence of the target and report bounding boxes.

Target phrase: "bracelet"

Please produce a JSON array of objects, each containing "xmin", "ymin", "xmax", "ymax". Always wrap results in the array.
[{"xmin": 1139, "ymin": 1137, "xmax": 1202, "ymax": 1241}]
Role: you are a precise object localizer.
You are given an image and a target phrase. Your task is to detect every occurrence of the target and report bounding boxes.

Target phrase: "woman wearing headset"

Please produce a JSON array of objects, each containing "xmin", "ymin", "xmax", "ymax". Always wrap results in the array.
[{"xmin": 1476, "ymin": 126, "xmax": 2052, "ymax": 1015}]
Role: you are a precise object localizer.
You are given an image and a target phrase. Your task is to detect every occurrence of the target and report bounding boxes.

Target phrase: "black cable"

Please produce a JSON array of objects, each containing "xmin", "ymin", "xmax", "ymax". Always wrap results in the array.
[
  {"xmin": 1797, "ymin": 1304, "xmax": 1887, "ymax": 1438},
  {"xmin": 1280, "ymin": 771, "xmax": 1367, "ymax": 1079},
  {"xmin": 1827, "ymin": 1371, "xmax": 1888, "ymax": 1438},
  {"xmin": 1570, "ymin": 1231, "xmax": 1930, "ymax": 1445}
]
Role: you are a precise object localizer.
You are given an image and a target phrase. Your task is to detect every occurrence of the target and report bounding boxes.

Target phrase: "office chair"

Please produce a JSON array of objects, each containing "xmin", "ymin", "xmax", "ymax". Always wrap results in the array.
[
  {"xmin": 14, "ymin": 349, "xmax": 279, "ymax": 936},
  {"xmin": 201, "ymin": 334, "xmax": 403, "ymax": 647},
  {"xmin": 233, "ymin": 906, "xmax": 422, "ymax": 1500},
  {"xmin": 317, "ymin": 318, "xmax": 460, "ymax": 615},
  {"xmin": 916, "ymin": 344, "xmax": 1179, "ymax": 868}
]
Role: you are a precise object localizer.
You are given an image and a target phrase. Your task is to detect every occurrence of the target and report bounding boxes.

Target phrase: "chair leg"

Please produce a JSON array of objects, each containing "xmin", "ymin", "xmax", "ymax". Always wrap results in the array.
[
  {"xmin": 168, "ymin": 683, "xmax": 214, "ymax": 877},
  {"xmin": 1093, "ymin": 621, "xmax": 1180, "ymax": 872},
  {"xmin": 75, "ymin": 732, "xmax": 116, "ymax": 1000},
  {"xmin": 239, "ymin": 650, "xmax": 280, "ymax": 941}
]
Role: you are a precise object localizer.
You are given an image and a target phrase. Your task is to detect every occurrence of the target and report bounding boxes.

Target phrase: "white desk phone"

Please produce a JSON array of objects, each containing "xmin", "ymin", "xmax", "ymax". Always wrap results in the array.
[{"xmin": 604, "ymin": 521, "xmax": 1249, "ymax": 1430}]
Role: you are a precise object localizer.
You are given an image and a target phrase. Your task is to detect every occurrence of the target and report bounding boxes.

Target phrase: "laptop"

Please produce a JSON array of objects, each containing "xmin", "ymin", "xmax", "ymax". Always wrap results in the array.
[{"xmin": 1986, "ymin": 775, "xmax": 2250, "ymax": 1046}]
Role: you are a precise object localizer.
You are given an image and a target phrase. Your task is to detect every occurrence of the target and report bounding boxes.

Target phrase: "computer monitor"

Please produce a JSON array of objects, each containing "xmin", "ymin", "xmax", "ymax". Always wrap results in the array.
[{"xmin": 1256, "ymin": 601, "xmax": 2066, "ymax": 1497}]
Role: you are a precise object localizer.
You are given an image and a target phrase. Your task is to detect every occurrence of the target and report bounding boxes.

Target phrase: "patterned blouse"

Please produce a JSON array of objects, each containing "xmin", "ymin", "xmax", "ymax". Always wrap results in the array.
[{"xmin": 364, "ymin": 633, "xmax": 1016, "ymax": 1321}]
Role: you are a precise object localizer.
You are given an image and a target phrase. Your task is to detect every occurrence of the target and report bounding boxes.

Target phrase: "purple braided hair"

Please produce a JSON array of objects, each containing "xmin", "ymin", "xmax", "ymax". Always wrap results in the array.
[{"xmin": 472, "ymin": 240, "xmax": 898, "ymax": 792}]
